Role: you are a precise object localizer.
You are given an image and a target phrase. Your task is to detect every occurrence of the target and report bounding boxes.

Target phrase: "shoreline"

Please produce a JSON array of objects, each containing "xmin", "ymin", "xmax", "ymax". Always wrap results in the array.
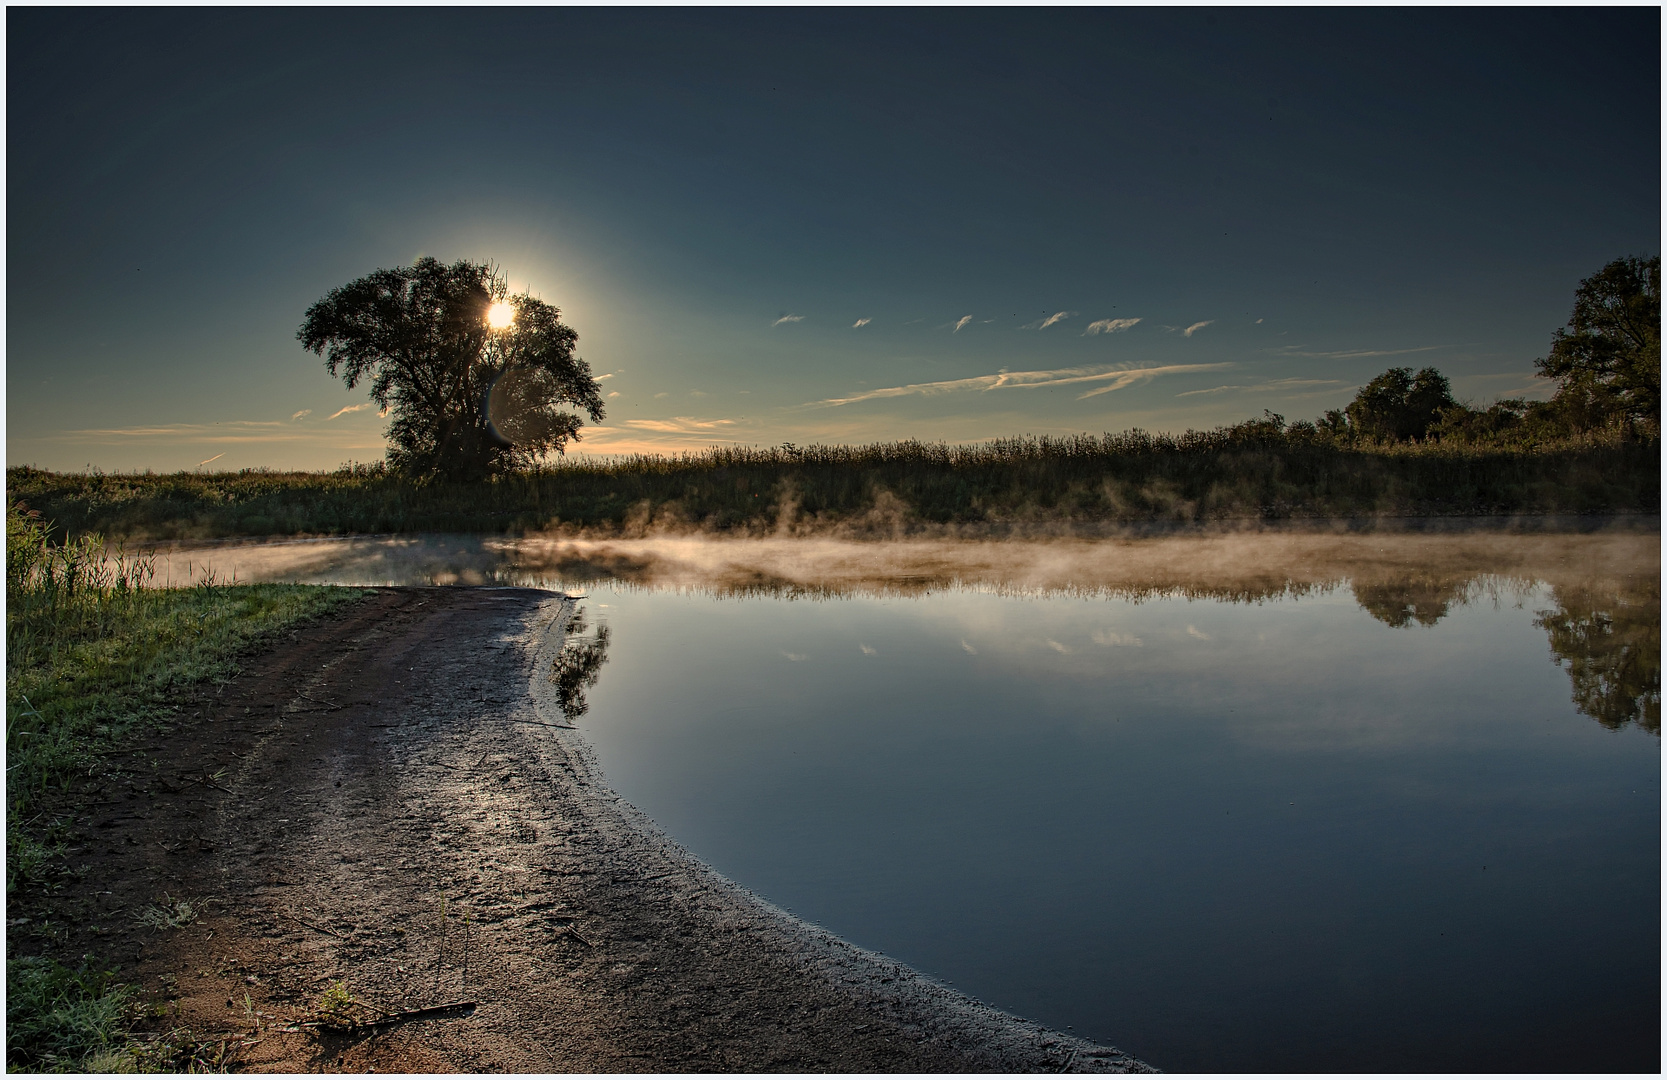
[
  {"xmin": 13, "ymin": 587, "xmax": 1154, "ymax": 1071},
  {"xmin": 523, "ymin": 593, "xmax": 1156, "ymax": 1073}
]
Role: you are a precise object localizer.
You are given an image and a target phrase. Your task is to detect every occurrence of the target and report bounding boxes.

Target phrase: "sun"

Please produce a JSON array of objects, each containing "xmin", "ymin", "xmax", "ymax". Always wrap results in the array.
[{"xmin": 486, "ymin": 301, "xmax": 515, "ymax": 329}]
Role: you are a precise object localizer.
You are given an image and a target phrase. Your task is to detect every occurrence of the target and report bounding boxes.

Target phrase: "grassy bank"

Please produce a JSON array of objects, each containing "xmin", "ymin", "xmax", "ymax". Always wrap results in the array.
[
  {"xmin": 5, "ymin": 505, "xmax": 363, "ymax": 1071},
  {"xmin": 9, "ymin": 424, "xmax": 1660, "ymax": 541}
]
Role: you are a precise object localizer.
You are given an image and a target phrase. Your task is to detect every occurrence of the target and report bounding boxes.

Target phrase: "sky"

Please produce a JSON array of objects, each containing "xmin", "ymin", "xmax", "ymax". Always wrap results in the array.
[{"xmin": 7, "ymin": 8, "xmax": 1660, "ymax": 472}]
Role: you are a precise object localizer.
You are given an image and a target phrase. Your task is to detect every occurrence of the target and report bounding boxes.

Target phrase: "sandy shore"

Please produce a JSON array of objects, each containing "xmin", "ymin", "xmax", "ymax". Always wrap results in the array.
[{"xmin": 27, "ymin": 587, "xmax": 1153, "ymax": 1071}]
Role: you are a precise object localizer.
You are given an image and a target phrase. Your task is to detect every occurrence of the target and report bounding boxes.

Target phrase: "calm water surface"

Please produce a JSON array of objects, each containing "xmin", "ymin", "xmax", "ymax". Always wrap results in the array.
[{"xmin": 165, "ymin": 533, "xmax": 1660, "ymax": 1071}]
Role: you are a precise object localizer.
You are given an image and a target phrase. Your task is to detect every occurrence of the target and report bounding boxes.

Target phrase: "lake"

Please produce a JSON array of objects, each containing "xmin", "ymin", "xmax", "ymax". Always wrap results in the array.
[{"xmin": 150, "ymin": 529, "xmax": 1660, "ymax": 1071}]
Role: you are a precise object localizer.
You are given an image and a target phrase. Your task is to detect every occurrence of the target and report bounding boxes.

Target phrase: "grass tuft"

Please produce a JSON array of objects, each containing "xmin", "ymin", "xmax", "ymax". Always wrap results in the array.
[{"xmin": 6, "ymin": 955, "xmax": 133, "ymax": 1072}]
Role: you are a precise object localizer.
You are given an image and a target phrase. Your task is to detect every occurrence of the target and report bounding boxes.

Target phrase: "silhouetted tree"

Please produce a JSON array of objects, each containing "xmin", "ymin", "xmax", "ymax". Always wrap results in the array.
[
  {"xmin": 1344, "ymin": 367, "xmax": 1456, "ymax": 442},
  {"xmin": 298, "ymin": 257, "xmax": 605, "ymax": 478},
  {"xmin": 1535, "ymin": 255, "xmax": 1660, "ymax": 434}
]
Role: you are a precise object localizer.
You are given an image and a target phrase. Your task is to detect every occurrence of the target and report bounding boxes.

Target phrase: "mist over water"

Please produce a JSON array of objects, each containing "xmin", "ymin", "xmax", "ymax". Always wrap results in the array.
[{"xmin": 147, "ymin": 531, "xmax": 1659, "ymax": 1069}]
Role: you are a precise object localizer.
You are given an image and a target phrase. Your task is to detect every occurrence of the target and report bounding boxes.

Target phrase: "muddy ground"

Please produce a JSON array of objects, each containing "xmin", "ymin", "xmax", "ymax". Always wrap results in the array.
[{"xmin": 13, "ymin": 587, "xmax": 1153, "ymax": 1072}]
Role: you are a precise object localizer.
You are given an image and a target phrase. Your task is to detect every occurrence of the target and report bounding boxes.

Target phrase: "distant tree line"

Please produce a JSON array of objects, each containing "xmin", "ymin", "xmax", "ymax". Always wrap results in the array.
[{"xmin": 1310, "ymin": 255, "xmax": 1658, "ymax": 449}]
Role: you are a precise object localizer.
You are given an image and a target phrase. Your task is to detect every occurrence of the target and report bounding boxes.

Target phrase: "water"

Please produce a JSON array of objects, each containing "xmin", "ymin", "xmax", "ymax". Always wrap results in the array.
[{"xmin": 155, "ymin": 530, "xmax": 1660, "ymax": 1071}]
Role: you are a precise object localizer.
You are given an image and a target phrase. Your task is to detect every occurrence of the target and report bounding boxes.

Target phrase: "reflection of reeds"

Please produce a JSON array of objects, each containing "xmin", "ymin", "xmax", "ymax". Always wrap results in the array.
[{"xmin": 8, "ymin": 428, "xmax": 1657, "ymax": 541}]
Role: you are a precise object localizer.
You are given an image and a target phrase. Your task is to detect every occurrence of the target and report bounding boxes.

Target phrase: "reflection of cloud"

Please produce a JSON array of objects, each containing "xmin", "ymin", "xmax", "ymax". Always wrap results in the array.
[
  {"xmin": 852, "ymin": 318, "xmax": 871, "ymax": 328},
  {"xmin": 953, "ymin": 315, "xmax": 973, "ymax": 333},
  {"xmin": 1183, "ymin": 321, "xmax": 1214, "ymax": 337},
  {"xmin": 290, "ymin": 409, "xmax": 312, "ymax": 421},
  {"xmin": 327, "ymin": 403, "xmax": 376, "ymax": 420},
  {"xmin": 1084, "ymin": 318, "xmax": 1140, "ymax": 335},
  {"xmin": 1186, "ymin": 624, "xmax": 1211, "ymax": 640},
  {"xmin": 1176, "ymin": 378, "xmax": 1350, "ymax": 398},
  {"xmin": 809, "ymin": 362, "xmax": 1232, "ymax": 407},
  {"xmin": 773, "ymin": 314, "xmax": 805, "ymax": 327},
  {"xmin": 623, "ymin": 417, "xmax": 738, "ymax": 433},
  {"xmin": 1092, "ymin": 630, "xmax": 1143, "ymax": 646}
]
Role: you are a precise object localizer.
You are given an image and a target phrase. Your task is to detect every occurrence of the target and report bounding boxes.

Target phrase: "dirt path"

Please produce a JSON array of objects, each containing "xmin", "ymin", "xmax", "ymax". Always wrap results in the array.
[{"xmin": 31, "ymin": 587, "xmax": 1152, "ymax": 1072}]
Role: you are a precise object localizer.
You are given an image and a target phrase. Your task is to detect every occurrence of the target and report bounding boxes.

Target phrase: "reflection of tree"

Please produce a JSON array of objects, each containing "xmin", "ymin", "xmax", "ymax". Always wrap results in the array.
[
  {"xmin": 1536, "ymin": 580, "xmax": 1660, "ymax": 734},
  {"xmin": 551, "ymin": 607, "xmax": 611, "ymax": 720},
  {"xmin": 1351, "ymin": 574, "xmax": 1467, "ymax": 628}
]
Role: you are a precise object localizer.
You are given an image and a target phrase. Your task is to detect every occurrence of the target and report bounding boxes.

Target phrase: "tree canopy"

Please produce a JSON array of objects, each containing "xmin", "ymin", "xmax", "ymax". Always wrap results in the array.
[
  {"xmin": 298, "ymin": 257, "xmax": 605, "ymax": 478},
  {"xmin": 1536, "ymin": 255, "xmax": 1660, "ymax": 432},
  {"xmin": 1342, "ymin": 366, "xmax": 1456, "ymax": 442}
]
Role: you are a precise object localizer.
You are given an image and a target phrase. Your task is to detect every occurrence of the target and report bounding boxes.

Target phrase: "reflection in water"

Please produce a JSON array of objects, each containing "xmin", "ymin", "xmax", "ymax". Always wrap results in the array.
[
  {"xmin": 1537, "ymin": 579, "xmax": 1661, "ymax": 734},
  {"xmin": 551, "ymin": 605, "xmax": 610, "ymax": 720},
  {"xmin": 137, "ymin": 530, "xmax": 1660, "ymax": 735},
  {"xmin": 1352, "ymin": 573, "xmax": 1467, "ymax": 628}
]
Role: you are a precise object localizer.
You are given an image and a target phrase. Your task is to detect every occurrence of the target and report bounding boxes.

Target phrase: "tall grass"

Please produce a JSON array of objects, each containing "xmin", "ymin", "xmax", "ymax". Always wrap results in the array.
[
  {"xmin": 5, "ymin": 505, "xmax": 356, "ymax": 823},
  {"xmin": 8, "ymin": 422, "xmax": 1659, "ymax": 541}
]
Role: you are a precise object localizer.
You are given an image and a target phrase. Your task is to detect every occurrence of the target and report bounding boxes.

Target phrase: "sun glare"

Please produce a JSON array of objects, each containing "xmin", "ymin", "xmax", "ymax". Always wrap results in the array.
[{"xmin": 486, "ymin": 301, "xmax": 515, "ymax": 329}]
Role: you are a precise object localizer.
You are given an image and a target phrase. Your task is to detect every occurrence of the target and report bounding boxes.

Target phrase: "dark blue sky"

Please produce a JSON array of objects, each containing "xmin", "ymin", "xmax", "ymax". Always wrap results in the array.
[{"xmin": 8, "ymin": 8, "xmax": 1658, "ymax": 470}]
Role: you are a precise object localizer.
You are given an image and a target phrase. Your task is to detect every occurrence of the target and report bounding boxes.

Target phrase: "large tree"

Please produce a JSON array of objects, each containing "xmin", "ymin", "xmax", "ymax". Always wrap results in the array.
[
  {"xmin": 1535, "ymin": 255, "xmax": 1660, "ymax": 432},
  {"xmin": 298, "ymin": 257, "xmax": 605, "ymax": 477}
]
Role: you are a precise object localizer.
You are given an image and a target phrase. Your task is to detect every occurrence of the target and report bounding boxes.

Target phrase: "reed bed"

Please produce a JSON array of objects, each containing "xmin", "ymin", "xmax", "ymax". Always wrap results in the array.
[{"xmin": 9, "ymin": 423, "xmax": 1658, "ymax": 541}]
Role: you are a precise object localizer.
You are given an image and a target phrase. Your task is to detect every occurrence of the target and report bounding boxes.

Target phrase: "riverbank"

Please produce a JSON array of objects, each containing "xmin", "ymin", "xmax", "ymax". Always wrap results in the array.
[{"xmin": 5, "ymin": 587, "xmax": 1152, "ymax": 1072}]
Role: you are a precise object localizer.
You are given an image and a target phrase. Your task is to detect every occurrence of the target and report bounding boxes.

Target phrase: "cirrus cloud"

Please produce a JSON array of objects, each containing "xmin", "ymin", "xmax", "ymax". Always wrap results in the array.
[{"xmin": 806, "ymin": 361, "xmax": 1233, "ymax": 407}]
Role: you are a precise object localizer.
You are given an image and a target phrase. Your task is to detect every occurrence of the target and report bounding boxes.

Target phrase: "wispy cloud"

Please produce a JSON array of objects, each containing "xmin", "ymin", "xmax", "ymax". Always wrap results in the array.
[
  {"xmin": 1025, "ymin": 311, "xmax": 1075, "ymax": 330},
  {"xmin": 808, "ymin": 362, "xmax": 1233, "ymax": 407},
  {"xmin": 1271, "ymin": 344, "xmax": 1449, "ymax": 360},
  {"xmin": 57, "ymin": 421, "xmax": 340, "ymax": 446},
  {"xmin": 953, "ymin": 315, "xmax": 973, "ymax": 333},
  {"xmin": 852, "ymin": 318, "xmax": 871, "ymax": 328},
  {"xmin": 1182, "ymin": 320, "xmax": 1214, "ymax": 337},
  {"xmin": 1084, "ymin": 318, "xmax": 1140, "ymax": 335},
  {"xmin": 622, "ymin": 416, "xmax": 738, "ymax": 433},
  {"xmin": 197, "ymin": 453, "xmax": 224, "ymax": 467},
  {"xmin": 290, "ymin": 409, "xmax": 312, "ymax": 421},
  {"xmin": 327, "ymin": 403, "xmax": 376, "ymax": 420},
  {"xmin": 773, "ymin": 314, "xmax": 805, "ymax": 327},
  {"xmin": 1175, "ymin": 378, "xmax": 1350, "ymax": 398}
]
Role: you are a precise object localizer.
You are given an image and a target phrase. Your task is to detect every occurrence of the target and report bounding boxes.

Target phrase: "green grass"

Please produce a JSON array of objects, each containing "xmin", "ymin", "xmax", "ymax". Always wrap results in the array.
[
  {"xmin": 5, "ymin": 503, "xmax": 366, "ymax": 1070},
  {"xmin": 8, "ymin": 422, "xmax": 1659, "ymax": 541},
  {"xmin": 6, "ymin": 955, "xmax": 134, "ymax": 1072}
]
